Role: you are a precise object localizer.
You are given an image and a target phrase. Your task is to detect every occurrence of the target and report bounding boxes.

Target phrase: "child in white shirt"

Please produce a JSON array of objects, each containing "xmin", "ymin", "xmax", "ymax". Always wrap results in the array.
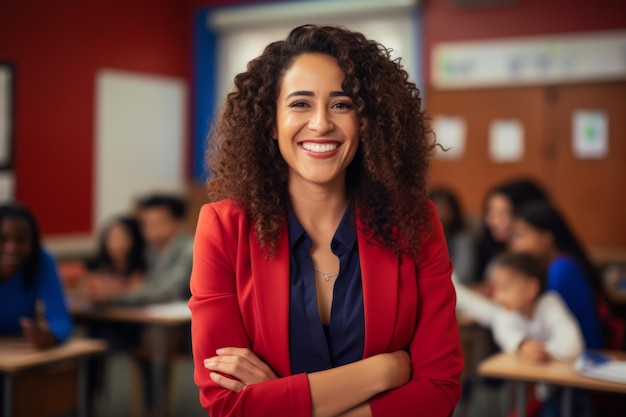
[{"xmin": 489, "ymin": 252, "xmax": 584, "ymax": 363}]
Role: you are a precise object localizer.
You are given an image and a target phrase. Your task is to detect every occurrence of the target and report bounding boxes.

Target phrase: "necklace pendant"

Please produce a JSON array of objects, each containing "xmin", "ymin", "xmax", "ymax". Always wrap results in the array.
[{"xmin": 324, "ymin": 274, "xmax": 331, "ymax": 281}]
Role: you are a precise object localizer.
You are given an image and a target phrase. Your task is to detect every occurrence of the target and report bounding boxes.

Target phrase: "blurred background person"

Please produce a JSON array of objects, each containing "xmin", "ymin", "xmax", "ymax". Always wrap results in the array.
[
  {"xmin": 489, "ymin": 251, "xmax": 586, "ymax": 417},
  {"xmin": 80, "ymin": 215, "xmax": 146, "ymax": 304},
  {"xmin": 0, "ymin": 204, "xmax": 73, "ymax": 348},
  {"xmin": 476, "ymin": 178, "xmax": 548, "ymax": 286},
  {"xmin": 510, "ymin": 200, "xmax": 603, "ymax": 350},
  {"xmin": 430, "ymin": 186, "xmax": 477, "ymax": 285},
  {"xmin": 117, "ymin": 193, "xmax": 193, "ymax": 306}
]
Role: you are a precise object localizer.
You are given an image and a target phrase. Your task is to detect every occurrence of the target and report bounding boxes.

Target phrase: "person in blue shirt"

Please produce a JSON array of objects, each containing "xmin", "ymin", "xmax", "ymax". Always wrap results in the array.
[
  {"xmin": 510, "ymin": 200, "xmax": 603, "ymax": 350},
  {"xmin": 0, "ymin": 204, "xmax": 72, "ymax": 348}
]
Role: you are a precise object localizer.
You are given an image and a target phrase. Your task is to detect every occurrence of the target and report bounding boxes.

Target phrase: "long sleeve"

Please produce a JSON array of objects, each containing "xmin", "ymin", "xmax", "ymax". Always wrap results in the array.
[
  {"xmin": 189, "ymin": 204, "xmax": 312, "ymax": 417},
  {"xmin": 449, "ymin": 231, "xmax": 477, "ymax": 285},
  {"xmin": 540, "ymin": 292, "xmax": 584, "ymax": 362},
  {"xmin": 453, "ymin": 272, "xmax": 500, "ymax": 328},
  {"xmin": 118, "ymin": 235, "xmax": 193, "ymax": 306},
  {"xmin": 492, "ymin": 310, "xmax": 528, "ymax": 354},
  {"xmin": 37, "ymin": 250, "xmax": 73, "ymax": 343},
  {"xmin": 369, "ymin": 210, "xmax": 464, "ymax": 417}
]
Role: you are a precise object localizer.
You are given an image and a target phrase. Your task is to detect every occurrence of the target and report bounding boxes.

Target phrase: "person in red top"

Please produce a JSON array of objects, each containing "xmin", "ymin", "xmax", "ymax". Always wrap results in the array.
[{"xmin": 189, "ymin": 25, "xmax": 463, "ymax": 417}]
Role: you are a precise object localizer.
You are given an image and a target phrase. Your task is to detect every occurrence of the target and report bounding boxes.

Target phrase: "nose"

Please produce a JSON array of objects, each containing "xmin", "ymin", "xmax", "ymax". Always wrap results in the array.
[{"xmin": 308, "ymin": 106, "xmax": 333, "ymax": 134}]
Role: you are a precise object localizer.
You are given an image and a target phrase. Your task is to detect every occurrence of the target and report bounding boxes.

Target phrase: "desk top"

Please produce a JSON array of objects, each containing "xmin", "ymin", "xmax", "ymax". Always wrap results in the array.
[
  {"xmin": 478, "ymin": 352, "xmax": 626, "ymax": 394},
  {"xmin": 0, "ymin": 338, "xmax": 108, "ymax": 373},
  {"xmin": 72, "ymin": 301, "xmax": 191, "ymax": 325}
]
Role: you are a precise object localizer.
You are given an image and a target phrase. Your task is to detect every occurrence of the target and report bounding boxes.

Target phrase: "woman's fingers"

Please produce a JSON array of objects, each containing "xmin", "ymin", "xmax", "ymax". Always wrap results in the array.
[
  {"xmin": 216, "ymin": 347, "xmax": 276, "ymax": 374},
  {"xmin": 203, "ymin": 347, "xmax": 277, "ymax": 390},
  {"xmin": 209, "ymin": 372, "xmax": 246, "ymax": 393}
]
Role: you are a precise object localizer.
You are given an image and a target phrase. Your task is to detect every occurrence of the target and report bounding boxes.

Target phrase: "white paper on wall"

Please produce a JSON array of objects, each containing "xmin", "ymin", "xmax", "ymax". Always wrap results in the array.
[
  {"xmin": 489, "ymin": 119, "xmax": 525, "ymax": 163},
  {"xmin": 433, "ymin": 115, "xmax": 466, "ymax": 159},
  {"xmin": 572, "ymin": 110, "xmax": 608, "ymax": 159},
  {"xmin": 0, "ymin": 171, "xmax": 14, "ymax": 203}
]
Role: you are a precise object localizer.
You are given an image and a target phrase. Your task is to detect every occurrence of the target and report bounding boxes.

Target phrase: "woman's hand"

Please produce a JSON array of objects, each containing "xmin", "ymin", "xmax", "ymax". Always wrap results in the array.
[
  {"xmin": 204, "ymin": 347, "xmax": 278, "ymax": 392},
  {"xmin": 20, "ymin": 302, "xmax": 56, "ymax": 349},
  {"xmin": 518, "ymin": 340, "xmax": 549, "ymax": 363}
]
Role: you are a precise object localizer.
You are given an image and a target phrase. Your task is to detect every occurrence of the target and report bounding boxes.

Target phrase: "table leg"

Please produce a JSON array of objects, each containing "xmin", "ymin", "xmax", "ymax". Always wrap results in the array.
[
  {"xmin": 516, "ymin": 381, "xmax": 527, "ymax": 417},
  {"xmin": 561, "ymin": 387, "xmax": 573, "ymax": 417},
  {"xmin": 2, "ymin": 374, "xmax": 12, "ymax": 417},
  {"xmin": 152, "ymin": 325, "xmax": 167, "ymax": 417},
  {"xmin": 77, "ymin": 359, "xmax": 87, "ymax": 417}
]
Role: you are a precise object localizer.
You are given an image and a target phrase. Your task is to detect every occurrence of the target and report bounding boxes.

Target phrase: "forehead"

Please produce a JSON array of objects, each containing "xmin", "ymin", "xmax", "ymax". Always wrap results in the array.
[
  {"xmin": 491, "ymin": 265, "xmax": 520, "ymax": 281},
  {"xmin": 279, "ymin": 53, "xmax": 345, "ymax": 92},
  {"xmin": 1, "ymin": 216, "xmax": 31, "ymax": 235},
  {"xmin": 140, "ymin": 206, "xmax": 172, "ymax": 220}
]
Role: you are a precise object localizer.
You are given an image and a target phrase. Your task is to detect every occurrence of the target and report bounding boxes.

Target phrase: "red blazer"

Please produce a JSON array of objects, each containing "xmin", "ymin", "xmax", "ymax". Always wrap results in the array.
[{"xmin": 189, "ymin": 200, "xmax": 463, "ymax": 417}]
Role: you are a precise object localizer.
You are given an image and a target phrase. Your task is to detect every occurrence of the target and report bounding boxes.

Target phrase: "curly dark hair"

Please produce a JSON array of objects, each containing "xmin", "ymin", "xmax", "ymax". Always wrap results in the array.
[{"xmin": 206, "ymin": 24, "xmax": 435, "ymax": 258}]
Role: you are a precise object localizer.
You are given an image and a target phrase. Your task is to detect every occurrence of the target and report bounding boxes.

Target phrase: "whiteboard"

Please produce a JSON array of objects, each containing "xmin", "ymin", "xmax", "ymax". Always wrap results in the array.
[
  {"xmin": 213, "ymin": 11, "xmax": 420, "ymax": 107},
  {"xmin": 94, "ymin": 70, "xmax": 187, "ymax": 230}
]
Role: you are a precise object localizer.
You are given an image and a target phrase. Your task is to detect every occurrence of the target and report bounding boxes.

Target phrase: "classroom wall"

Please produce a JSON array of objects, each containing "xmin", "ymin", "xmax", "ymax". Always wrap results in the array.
[
  {"xmin": 0, "ymin": 0, "xmax": 192, "ymax": 236},
  {"xmin": 1, "ymin": 0, "xmax": 622, "ymax": 237},
  {"xmin": 423, "ymin": 0, "xmax": 626, "ymax": 82}
]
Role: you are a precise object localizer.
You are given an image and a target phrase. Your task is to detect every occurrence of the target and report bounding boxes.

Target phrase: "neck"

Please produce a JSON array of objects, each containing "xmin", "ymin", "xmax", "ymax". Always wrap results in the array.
[
  {"xmin": 545, "ymin": 246, "xmax": 560, "ymax": 262},
  {"xmin": 111, "ymin": 256, "xmax": 128, "ymax": 273},
  {"xmin": 288, "ymin": 177, "xmax": 348, "ymax": 235},
  {"xmin": 520, "ymin": 301, "xmax": 536, "ymax": 319}
]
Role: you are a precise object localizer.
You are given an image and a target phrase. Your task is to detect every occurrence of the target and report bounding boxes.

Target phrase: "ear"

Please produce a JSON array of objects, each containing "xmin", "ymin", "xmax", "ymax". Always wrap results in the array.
[{"xmin": 271, "ymin": 125, "xmax": 277, "ymax": 140}]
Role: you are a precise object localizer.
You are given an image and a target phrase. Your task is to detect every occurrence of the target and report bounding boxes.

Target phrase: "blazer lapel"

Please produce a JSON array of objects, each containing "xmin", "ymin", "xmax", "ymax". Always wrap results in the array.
[
  {"xmin": 357, "ymin": 219, "xmax": 399, "ymax": 357},
  {"xmin": 249, "ymin": 225, "xmax": 292, "ymax": 377}
]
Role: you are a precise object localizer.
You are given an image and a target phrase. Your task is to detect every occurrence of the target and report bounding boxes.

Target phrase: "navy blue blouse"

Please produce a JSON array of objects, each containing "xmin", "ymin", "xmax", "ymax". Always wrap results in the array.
[{"xmin": 288, "ymin": 207, "xmax": 365, "ymax": 375}]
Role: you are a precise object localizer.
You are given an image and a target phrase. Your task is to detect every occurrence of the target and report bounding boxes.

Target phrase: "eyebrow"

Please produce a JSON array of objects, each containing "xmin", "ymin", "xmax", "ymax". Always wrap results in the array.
[{"xmin": 285, "ymin": 90, "xmax": 350, "ymax": 99}]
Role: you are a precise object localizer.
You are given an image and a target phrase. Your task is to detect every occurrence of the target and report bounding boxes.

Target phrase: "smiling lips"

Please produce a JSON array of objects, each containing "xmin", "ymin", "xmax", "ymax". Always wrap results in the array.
[{"xmin": 300, "ymin": 141, "xmax": 339, "ymax": 154}]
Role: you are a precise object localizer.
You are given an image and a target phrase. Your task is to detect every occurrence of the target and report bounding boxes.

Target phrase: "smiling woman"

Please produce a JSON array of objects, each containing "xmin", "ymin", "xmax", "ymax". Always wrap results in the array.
[{"xmin": 190, "ymin": 25, "xmax": 463, "ymax": 417}]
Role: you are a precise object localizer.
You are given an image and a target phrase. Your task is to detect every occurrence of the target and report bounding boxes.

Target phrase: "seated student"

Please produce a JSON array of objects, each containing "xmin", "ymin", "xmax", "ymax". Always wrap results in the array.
[
  {"xmin": 117, "ymin": 194, "xmax": 193, "ymax": 306},
  {"xmin": 476, "ymin": 179, "xmax": 548, "ymax": 284},
  {"xmin": 510, "ymin": 200, "xmax": 603, "ymax": 350},
  {"xmin": 430, "ymin": 187, "xmax": 477, "ymax": 285},
  {"xmin": 0, "ymin": 204, "xmax": 73, "ymax": 348},
  {"xmin": 80, "ymin": 215, "xmax": 146, "ymax": 303},
  {"xmin": 91, "ymin": 195, "xmax": 192, "ymax": 416},
  {"xmin": 489, "ymin": 251, "xmax": 584, "ymax": 363}
]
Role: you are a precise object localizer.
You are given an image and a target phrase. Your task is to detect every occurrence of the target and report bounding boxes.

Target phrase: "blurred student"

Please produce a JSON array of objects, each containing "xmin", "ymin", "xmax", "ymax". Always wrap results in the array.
[
  {"xmin": 81, "ymin": 215, "xmax": 146, "ymax": 303},
  {"xmin": 430, "ymin": 187, "xmax": 477, "ymax": 285},
  {"xmin": 510, "ymin": 200, "xmax": 603, "ymax": 350},
  {"xmin": 489, "ymin": 252, "xmax": 583, "ymax": 363},
  {"xmin": 117, "ymin": 194, "xmax": 193, "ymax": 306},
  {"xmin": 84, "ymin": 197, "xmax": 192, "ymax": 416},
  {"xmin": 476, "ymin": 178, "xmax": 548, "ymax": 283},
  {"xmin": 0, "ymin": 204, "xmax": 72, "ymax": 348}
]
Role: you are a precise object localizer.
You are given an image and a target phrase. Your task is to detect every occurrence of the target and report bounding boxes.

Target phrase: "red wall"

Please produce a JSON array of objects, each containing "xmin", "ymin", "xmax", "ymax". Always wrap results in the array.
[
  {"xmin": 423, "ymin": 0, "xmax": 626, "ymax": 83},
  {"xmin": 1, "ymin": 0, "xmax": 623, "ymax": 236},
  {"xmin": 0, "ymin": 0, "xmax": 192, "ymax": 235}
]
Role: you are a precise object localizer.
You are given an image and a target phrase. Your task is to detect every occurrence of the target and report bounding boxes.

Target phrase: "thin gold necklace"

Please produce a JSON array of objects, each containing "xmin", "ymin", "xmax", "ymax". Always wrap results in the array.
[{"xmin": 314, "ymin": 267, "xmax": 339, "ymax": 281}]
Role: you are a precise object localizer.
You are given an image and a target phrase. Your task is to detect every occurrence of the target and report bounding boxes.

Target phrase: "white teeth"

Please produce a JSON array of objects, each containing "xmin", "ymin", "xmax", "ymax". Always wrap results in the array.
[{"xmin": 301, "ymin": 142, "xmax": 338, "ymax": 153}]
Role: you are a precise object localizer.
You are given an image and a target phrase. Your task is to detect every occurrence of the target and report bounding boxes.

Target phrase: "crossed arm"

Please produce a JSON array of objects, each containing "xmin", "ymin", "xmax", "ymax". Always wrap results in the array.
[{"xmin": 189, "ymin": 204, "xmax": 463, "ymax": 417}]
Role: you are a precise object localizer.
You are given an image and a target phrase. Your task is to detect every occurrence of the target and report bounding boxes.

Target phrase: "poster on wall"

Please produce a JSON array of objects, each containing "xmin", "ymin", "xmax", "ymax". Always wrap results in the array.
[
  {"xmin": 489, "ymin": 119, "xmax": 524, "ymax": 163},
  {"xmin": 0, "ymin": 63, "xmax": 14, "ymax": 169},
  {"xmin": 572, "ymin": 110, "xmax": 608, "ymax": 159},
  {"xmin": 433, "ymin": 115, "xmax": 466, "ymax": 159}
]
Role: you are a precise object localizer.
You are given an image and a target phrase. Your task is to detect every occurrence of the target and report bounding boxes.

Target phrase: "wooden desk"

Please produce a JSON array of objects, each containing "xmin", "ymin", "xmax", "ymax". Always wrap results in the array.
[
  {"xmin": 72, "ymin": 301, "xmax": 191, "ymax": 417},
  {"xmin": 0, "ymin": 338, "xmax": 107, "ymax": 417},
  {"xmin": 478, "ymin": 352, "xmax": 626, "ymax": 417}
]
